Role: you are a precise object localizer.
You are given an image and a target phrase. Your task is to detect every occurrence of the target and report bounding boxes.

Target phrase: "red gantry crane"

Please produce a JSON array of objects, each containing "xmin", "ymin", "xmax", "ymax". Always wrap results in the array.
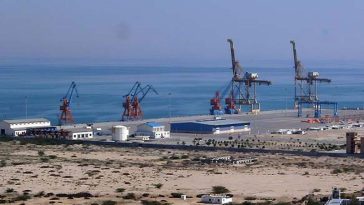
[
  {"xmin": 59, "ymin": 81, "xmax": 79, "ymax": 125},
  {"xmin": 122, "ymin": 82, "xmax": 158, "ymax": 121}
]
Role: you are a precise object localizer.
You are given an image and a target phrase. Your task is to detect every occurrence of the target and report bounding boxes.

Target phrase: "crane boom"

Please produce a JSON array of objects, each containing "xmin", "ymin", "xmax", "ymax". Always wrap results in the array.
[
  {"xmin": 59, "ymin": 81, "xmax": 79, "ymax": 125},
  {"xmin": 227, "ymin": 39, "xmax": 236, "ymax": 71},
  {"xmin": 290, "ymin": 40, "xmax": 299, "ymax": 78}
]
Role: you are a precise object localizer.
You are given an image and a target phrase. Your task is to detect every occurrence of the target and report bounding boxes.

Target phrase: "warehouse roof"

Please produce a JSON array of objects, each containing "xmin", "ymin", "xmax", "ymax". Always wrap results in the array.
[
  {"xmin": 64, "ymin": 128, "xmax": 93, "ymax": 133},
  {"xmin": 3, "ymin": 118, "xmax": 50, "ymax": 124},
  {"xmin": 193, "ymin": 119, "xmax": 250, "ymax": 126},
  {"xmin": 144, "ymin": 122, "xmax": 163, "ymax": 127}
]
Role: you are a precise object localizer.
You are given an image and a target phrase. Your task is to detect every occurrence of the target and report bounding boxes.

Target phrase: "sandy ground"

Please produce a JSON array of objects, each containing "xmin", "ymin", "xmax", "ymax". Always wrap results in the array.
[{"xmin": 0, "ymin": 138, "xmax": 363, "ymax": 205}]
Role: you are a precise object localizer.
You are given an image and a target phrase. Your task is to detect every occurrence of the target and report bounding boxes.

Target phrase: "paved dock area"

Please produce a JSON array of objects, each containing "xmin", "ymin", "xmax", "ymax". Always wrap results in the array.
[{"xmin": 61, "ymin": 109, "xmax": 364, "ymax": 136}]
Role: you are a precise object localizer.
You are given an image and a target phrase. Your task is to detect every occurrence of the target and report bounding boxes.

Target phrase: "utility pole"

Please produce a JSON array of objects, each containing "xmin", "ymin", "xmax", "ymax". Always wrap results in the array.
[
  {"xmin": 25, "ymin": 96, "xmax": 28, "ymax": 119},
  {"xmin": 168, "ymin": 92, "xmax": 172, "ymax": 121}
]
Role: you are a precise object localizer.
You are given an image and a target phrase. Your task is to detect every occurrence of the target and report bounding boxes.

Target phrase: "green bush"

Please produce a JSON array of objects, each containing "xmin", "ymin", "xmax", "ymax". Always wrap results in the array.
[
  {"xmin": 122, "ymin": 193, "xmax": 136, "ymax": 200},
  {"xmin": 153, "ymin": 183, "xmax": 163, "ymax": 189},
  {"xmin": 115, "ymin": 188, "xmax": 125, "ymax": 193},
  {"xmin": 40, "ymin": 157, "xmax": 49, "ymax": 162},
  {"xmin": 38, "ymin": 150, "xmax": 45, "ymax": 156},
  {"xmin": 101, "ymin": 200, "xmax": 116, "ymax": 205},
  {"xmin": 331, "ymin": 168, "xmax": 342, "ymax": 174},
  {"xmin": 244, "ymin": 196, "xmax": 257, "ymax": 200},
  {"xmin": 141, "ymin": 200, "xmax": 172, "ymax": 205},
  {"xmin": 5, "ymin": 188, "xmax": 14, "ymax": 193},
  {"xmin": 13, "ymin": 194, "xmax": 31, "ymax": 201},
  {"xmin": 170, "ymin": 192, "xmax": 184, "ymax": 198},
  {"xmin": 212, "ymin": 186, "xmax": 230, "ymax": 194},
  {"xmin": 0, "ymin": 160, "xmax": 6, "ymax": 167}
]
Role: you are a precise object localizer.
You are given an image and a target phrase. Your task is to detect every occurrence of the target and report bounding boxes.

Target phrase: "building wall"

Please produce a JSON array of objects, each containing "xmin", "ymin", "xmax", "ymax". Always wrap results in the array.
[
  {"xmin": 0, "ymin": 121, "xmax": 12, "ymax": 136},
  {"xmin": 137, "ymin": 124, "xmax": 170, "ymax": 139},
  {"xmin": 346, "ymin": 132, "xmax": 357, "ymax": 154},
  {"xmin": 171, "ymin": 122, "xmax": 250, "ymax": 134},
  {"xmin": 136, "ymin": 130, "xmax": 170, "ymax": 139},
  {"xmin": 71, "ymin": 131, "xmax": 93, "ymax": 140},
  {"xmin": 0, "ymin": 120, "xmax": 51, "ymax": 137},
  {"xmin": 201, "ymin": 195, "xmax": 232, "ymax": 204},
  {"xmin": 171, "ymin": 122, "xmax": 213, "ymax": 134},
  {"xmin": 9, "ymin": 121, "xmax": 50, "ymax": 129}
]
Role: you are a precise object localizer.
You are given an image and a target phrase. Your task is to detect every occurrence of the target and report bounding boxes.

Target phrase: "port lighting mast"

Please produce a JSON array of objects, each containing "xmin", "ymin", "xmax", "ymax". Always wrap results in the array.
[
  {"xmin": 225, "ymin": 39, "xmax": 271, "ymax": 114},
  {"xmin": 59, "ymin": 81, "xmax": 79, "ymax": 125},
  {"xmin": 122, "ymin": 82, "xmax": 158, "ymax": 121}
]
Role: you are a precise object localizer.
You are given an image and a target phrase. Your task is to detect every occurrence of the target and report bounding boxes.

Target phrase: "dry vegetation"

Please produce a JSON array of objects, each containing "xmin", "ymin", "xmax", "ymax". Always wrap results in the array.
[{"xmin": 0, "ymin": 138, "xmax": 363, "ymax": 205}]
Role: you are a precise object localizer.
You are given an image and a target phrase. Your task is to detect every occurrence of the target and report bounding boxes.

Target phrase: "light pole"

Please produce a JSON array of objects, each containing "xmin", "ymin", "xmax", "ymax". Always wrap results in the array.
[
  {"xmin": 25, "ymin": 96, "xmax": 28, "ymax": 119},
  {"xmin": 285, "ymin": 88, "xmax": 288, "ymax": 117},
  {"xmin": 168, "ymin": 92, "xmax": 172, "ymax": 121}
]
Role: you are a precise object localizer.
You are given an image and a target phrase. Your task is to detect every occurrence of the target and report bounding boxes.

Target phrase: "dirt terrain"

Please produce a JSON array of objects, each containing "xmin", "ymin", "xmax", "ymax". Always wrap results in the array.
[{"xmin": 0, "ymin": 138, "xmax": 363, "ymax": 205}]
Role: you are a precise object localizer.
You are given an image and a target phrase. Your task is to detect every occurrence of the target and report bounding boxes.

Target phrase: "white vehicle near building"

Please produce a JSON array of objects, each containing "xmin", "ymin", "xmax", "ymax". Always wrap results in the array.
[{"xmin": 0, "ymin": 118, "xmax": 51, "ymax": 137}]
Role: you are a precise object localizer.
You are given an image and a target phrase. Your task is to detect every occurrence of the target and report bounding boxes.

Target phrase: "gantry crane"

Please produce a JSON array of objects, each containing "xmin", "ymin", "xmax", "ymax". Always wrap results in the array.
[
  {"xmin": 59, "ymin": 81, "xmax": 79, "ymax": 125},
  {"xmin": 290, "ymin": 40, "xmax": 338, "ymax": 118},
  {"xmin": 210, "ymin": 39, "xmax": 271, "ymax": 115},
  {"xmin": 122, "ymin": 82, "xmax": 158, "ymax": 121}
]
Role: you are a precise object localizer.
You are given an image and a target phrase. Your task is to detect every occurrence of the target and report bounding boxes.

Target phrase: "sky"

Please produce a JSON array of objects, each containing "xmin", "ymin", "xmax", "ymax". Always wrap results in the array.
[{"xmin": 0, "ymin": 0, "xmax": 364, "ymax": 67}]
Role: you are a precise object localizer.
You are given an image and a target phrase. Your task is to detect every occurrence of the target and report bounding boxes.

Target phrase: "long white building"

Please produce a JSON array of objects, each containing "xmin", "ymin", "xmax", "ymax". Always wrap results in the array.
[{"xmin": 0, "ymin": 118, "xmax": 51, "ymax": 137}]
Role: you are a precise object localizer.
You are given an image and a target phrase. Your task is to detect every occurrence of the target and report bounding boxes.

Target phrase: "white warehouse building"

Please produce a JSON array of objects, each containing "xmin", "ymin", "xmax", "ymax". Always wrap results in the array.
[
  {"xmin": 136, "ymin": 122, "xmax": 170, "ymax": 139},
  {"xmin": 0, "ymin": 118, "xmax": 51, "ymax": 137},
  {"xmin": 66, "ymin": 128, "xmax": 94, "ymax": 140}
]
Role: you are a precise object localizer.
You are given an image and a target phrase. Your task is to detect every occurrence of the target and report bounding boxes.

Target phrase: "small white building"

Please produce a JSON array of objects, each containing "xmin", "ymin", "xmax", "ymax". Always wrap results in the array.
[
  {"xmin": 136, "ymin": 122, "xmax": 170, "ymax": 139},
  {"xmin": 0, "ymin": 118, "xmax": 51, "ymax": 137},
  {"xmin": 67, "ymin": 128, "xmax": 93, "ymax": 140},
  {"xmin": 201, "ymin": 194, "xmax": 232, "ymax": 204}
]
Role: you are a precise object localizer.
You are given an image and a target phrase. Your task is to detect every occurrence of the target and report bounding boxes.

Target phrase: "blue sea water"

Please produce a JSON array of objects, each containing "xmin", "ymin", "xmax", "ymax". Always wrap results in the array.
[{"xmin": 0, "ymin": 64, "xmax": 363, "ymax": 124}]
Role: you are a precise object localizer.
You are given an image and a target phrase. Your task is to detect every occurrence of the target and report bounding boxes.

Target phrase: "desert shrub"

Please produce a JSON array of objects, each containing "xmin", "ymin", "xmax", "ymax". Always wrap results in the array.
[
  {"xmin": 274, "ymin": 203, "xmax": 290, "ymax": 205},
  {"xmin": 307, "ymin": 197, "xmax": 320, "ymax": 205},
  {"xmin": 331, "ymin": 168, "xmax": 342, "ymax": 174},
  {"xmin": 212, "ymin": 186, "xmax": 230, "ymax": 194},
  {"xmin": 141, "ymin": 200, "xmax": 171, "ymax": 205},
  {"xmin": 0, "ymin": 160, "xmax": 6, "ymax": 167},
  {"xmin": 169, "ymin": 155, "xmax": 180, "ymax": 160},
  {"xmin": 13, "ymin": 194, "xmax": 31, "ymax": 201},
  {"xmin": 34, "ymin": 191, "xmax": 45, "ymax": 197},
  {"xmin": 142, "ymin": 193, "xmax": 150, "ymax": 197},
  {"xmin": 38, "ymin": 150, "xmax": 45, "ymax": 156},
  {"xmin": 170, "ymin": 192, "xmax": 183, "ymax": 198},
  {"xmin": 244, "ymin": 196, "xmax": 257, "ymax": 200},
  {"xmin": 196, "ymin": 194, "xmax": 204, "ymax": 198},
  {"xmin": 5, "ymin": 188, "xmax": 14, "ymax": 193},
  {"xmin": 48, "ymin": 155, "xmax": 57, "ymax": 159},
  {"xmin": 153, "ymin": 183, "xmax": 163, "ymax": 189},
  {"xmin": 40, "ymin": 157, "xmax": 49, "ymax": 162},
  {"xmin": 115, "ymin": 188, "xmax": 125, "ymax": 193},
  {"xmin": 101, "ymin": 200, "xmax": 117, "ymax": 205},
  {"xmin": 122, "ymin": 192, "xmax": 136, "ymax": 200}
]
